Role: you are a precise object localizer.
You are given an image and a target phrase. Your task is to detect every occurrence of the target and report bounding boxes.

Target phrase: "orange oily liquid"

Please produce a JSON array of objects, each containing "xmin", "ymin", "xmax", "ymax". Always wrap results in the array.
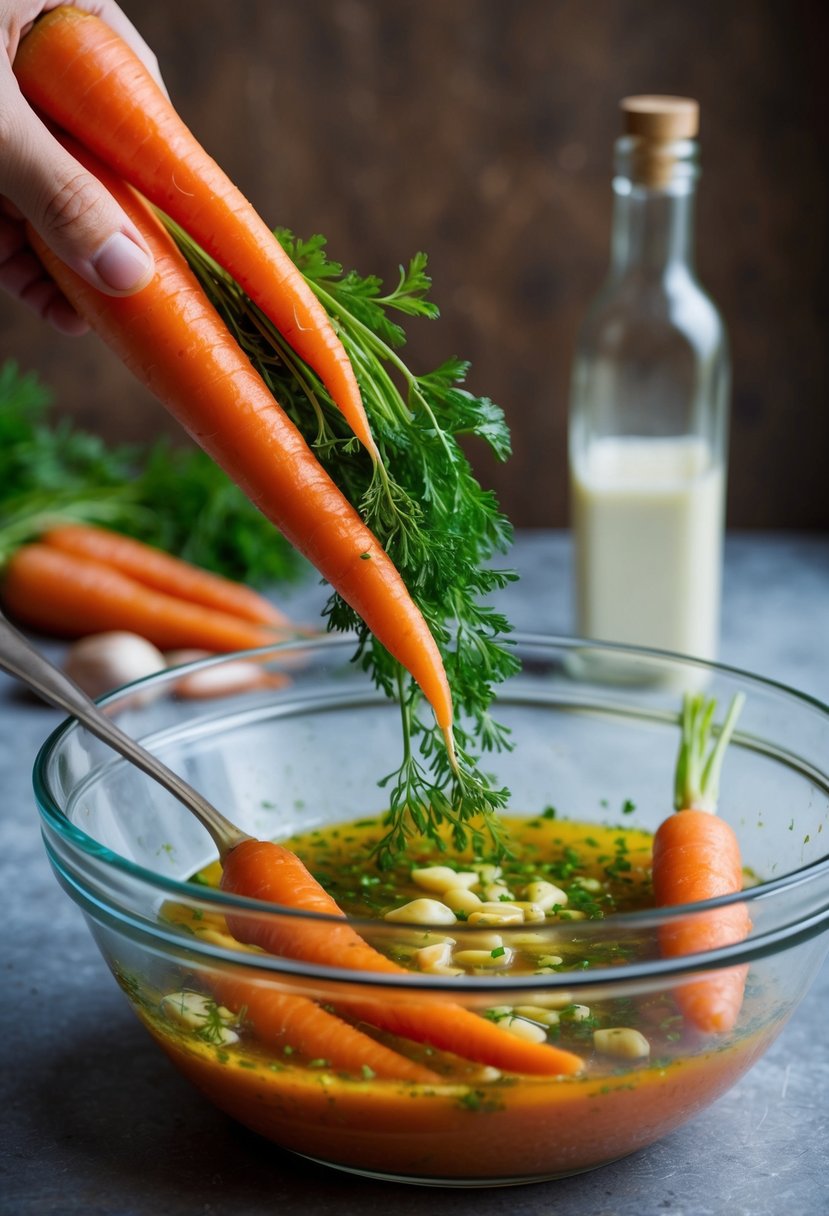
[{"xmin": 143, "ymin": 815, "xmax": 771, "ymax": 1181}]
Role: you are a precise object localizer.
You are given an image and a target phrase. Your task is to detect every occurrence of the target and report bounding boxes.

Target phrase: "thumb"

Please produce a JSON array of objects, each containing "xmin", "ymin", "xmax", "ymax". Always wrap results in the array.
[{"xmin": 2, "ymin": 89, "xmax": 154, "ymax": 295}]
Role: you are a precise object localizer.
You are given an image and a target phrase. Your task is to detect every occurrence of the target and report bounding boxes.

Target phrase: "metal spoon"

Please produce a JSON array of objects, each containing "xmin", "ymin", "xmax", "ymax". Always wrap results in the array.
[{"xmin": 0, "ymin": 610, "xmax": 248, "ymax": 857}]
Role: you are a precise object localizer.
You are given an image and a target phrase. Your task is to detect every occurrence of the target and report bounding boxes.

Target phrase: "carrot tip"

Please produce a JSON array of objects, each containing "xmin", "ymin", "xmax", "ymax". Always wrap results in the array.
[{"xmin": 442, "ymin": 725, "xmax": 460, "ymax": 776}]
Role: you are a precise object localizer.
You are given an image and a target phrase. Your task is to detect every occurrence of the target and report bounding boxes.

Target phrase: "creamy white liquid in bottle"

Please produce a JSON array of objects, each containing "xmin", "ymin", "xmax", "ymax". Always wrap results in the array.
[
  {"xmin": 572, "ymin": 435, "xmax": 724, "ymax": 660},
  {"xmin": 568, "ymin": 98, "xmax": 730, "ymax": 674}
]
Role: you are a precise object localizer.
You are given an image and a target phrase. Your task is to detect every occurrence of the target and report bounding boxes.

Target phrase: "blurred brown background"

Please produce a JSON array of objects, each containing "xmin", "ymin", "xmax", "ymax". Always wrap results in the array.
[{"xmin": 3, "ymin": 0, "xmax": 827, "ymax": 529}]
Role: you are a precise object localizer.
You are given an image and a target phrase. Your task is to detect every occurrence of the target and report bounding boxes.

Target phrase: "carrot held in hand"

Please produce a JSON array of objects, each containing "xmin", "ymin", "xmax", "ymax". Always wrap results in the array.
[
  {"xmin": 24, "ymin": 136, "xmax": 454, "ymax": 740},
  {"xmin": 1, "ymin": 544, "xmax": 285, "ymax": 653},
  {"xmin": 41, "ymin": 523, "xmax": 289, "ymax": 628},
  {"xmin": 221, "ymin": 838, "xmax": 584, "ymax": 1078},
  {"xmin": 652, "ymin": 693, "xmax": 750, "ymax": 1034},
  {"xmin": 14, "ymin": 6, "xmax": 377, "ymax": 460}
]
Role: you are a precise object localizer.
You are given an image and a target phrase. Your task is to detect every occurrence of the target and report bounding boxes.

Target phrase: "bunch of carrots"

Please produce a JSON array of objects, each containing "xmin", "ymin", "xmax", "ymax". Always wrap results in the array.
[
  {"xmin": 1, "ymin": 522, "xmax": 295, "ymax": 654},
  {"xmin": 12, "ymin": 5, "xmax": 455, "ymax": 751}
]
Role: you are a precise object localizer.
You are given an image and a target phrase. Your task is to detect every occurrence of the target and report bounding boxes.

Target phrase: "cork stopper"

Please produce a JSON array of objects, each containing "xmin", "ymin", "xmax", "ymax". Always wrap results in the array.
[
  {"xmin": 621, "ymin": 96, "xmax": 699, "ymax": 140},
  {"xmin": 619, "ymin": 96, "xmax": 699, "ymax": 187}
]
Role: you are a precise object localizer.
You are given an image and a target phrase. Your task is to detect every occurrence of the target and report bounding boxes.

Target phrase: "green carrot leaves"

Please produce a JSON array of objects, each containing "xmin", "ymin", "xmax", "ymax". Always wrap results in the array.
[
  {"xmin": 0, "ymin": 360, "xmax": 302, "ymax": 584},
  {"xmin": 674, "ymin": 693, "xmax": 746, "ymax": 814},
  {"xmin": 170, "ymin": 226, "xmax": 517, "ymax": 866}
]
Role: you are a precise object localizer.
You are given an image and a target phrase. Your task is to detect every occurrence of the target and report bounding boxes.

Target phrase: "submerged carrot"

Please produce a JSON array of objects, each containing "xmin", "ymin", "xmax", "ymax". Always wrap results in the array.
[
  {"xmin": 25, "ymin": 137, "xmax": 453, "ymax": 736},
  {"xmin": 652, "ymin": 810, "xmax": 750, "ymax": 1034},
  {"xmin": 220, "ymin": 838, "xmax": 410, "ymax": 975},
  {"xmin": 652, "ymin": 694, "xmax": 750, "ymax": 1034},
  {"xmin": 220, "ymin": 838, "xmax": 584, "ymax": 1078},
  {"xmin": 41, "ymin": 523, "xmax": 289, "ymax": 628},
  {"xmin": 340, "ymin": 989, "xmax": 583, "ymax": 1081},
  {"xmin": 14, "ymin": 6, "xmax": 377, "ymax": 458},
  {"xmin": 209, "ymin": 972, "xmax": 441, "ymax": 1085},
  {"xmin": 1, "ymin": 544, "xmax": 284, "ymax": 653}
]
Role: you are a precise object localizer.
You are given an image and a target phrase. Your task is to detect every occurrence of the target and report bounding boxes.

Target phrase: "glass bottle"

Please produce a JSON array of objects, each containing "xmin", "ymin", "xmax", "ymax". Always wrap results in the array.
[{"xmin": 569, "ymin": 96, "xmax": 729, "ymax": 662}]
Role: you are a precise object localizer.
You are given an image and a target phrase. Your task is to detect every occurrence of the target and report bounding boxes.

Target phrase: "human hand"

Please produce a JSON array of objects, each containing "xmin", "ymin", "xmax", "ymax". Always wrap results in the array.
[{"xmin": 1, "ymin": 1, "xmax": 166, "ymax": 334}]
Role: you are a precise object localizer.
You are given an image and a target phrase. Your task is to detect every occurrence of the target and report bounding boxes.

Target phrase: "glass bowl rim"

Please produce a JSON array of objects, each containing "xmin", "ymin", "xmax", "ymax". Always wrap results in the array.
[{"xmin": 32, "ymin": 632, "xmax": 829, "ymax": 986}]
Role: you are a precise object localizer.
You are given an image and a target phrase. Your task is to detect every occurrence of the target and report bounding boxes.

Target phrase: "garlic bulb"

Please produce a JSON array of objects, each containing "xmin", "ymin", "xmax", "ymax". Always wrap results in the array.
[
  {"xmin": 63, "ymin": 632, "xmax": 167, "ymax": 698},
  {"xmin": 164, "ymin": 649, "xmax": 289, "ymax": 699}
]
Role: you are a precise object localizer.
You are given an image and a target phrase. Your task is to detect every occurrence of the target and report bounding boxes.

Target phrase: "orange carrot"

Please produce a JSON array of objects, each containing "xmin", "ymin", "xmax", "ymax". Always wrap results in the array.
[
  {"xmin": 652, "ymin": 694, "xmax": 750, "ymax": 1034},
  {"xmin": 340, "ymin": 990, "xmax": 583, "ymax": 1080},
  {"xmin": 220, "ymin": 838, "xmax": 584, "ymax": 1078},
  {"xmin": 1, "ymin": 544, "xmax": 285, "ymax": 653},
  {"xmin": 24, "ymin": 137, "xmax": 454, "ymax": 736},
  {"xmin": 209, "ymin": 972, "xmax": 440, "ymax": 1085},
  {"xmin": 41, "ymin": 523, "xmax": 289, "ymax": 628},
  {"xmin": 14, "ymin": 6, "xmax": 377, "ymax": 459},
  {"xmin": 652, "ymin": 810, "xmax": 750, "ymax": 1034},
  {"xmin": 221, "ymin": 838, "xmax": 410, "ymax": 975}
]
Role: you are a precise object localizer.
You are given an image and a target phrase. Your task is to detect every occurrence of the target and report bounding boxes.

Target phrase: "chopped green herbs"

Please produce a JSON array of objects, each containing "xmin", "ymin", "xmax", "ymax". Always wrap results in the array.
[{"xmin": 457, "ymin": 1089, "xmax": 503, "ymax": 1113}]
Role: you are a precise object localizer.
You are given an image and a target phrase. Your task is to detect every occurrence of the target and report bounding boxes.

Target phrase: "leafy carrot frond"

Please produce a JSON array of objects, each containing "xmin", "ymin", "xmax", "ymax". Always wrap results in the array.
[
  {"xmin": 674, "ymin": 692, "xmax": 746, "ymax": 813},
  {"xmin": 170, "ymin": 224, "xmax": 517, "ymax": 867},
  {"xmin": 379, "ymin": 252, "xmax": 441, "ymax": 320},
  {"xmin": 0, "ymin": 361, "xmax": 300, "ymax": 584},
  {"xmin": 272, "ymin": 231, "xmax": 342, "ymax": 284}
]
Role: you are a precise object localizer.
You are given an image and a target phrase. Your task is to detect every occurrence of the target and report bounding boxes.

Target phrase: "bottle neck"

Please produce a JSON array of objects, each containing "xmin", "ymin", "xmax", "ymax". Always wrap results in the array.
[{"xmin": 609, "ymin": 136, "xmax": 699, "ymax": 278}]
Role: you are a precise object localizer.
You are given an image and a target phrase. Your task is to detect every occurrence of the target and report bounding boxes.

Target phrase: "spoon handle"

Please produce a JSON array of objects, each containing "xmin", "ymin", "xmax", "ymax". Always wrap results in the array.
[{"xmin": 0, "ymin": 611, "xmax": 246, "ymax": 856}]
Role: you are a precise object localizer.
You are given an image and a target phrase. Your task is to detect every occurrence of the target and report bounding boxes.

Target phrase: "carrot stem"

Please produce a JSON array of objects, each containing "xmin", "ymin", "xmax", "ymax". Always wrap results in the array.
[{"xmin": 674, "ymin": 692, "xmax": 745, "ymax": 813}]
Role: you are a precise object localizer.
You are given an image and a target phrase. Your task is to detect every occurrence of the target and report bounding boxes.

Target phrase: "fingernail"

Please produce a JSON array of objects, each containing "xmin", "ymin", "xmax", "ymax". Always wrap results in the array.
[{"xmin": 92, "ymin": 232, "xmax": 152, "ymax": 291}]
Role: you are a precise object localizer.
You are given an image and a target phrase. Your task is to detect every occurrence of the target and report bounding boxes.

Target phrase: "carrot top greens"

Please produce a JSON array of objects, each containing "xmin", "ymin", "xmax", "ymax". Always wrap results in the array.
[
  {"xmin": 0, "ymin": 360, "xmax": 301, "ymax": 584},
  {"xmin": 169, "ymin": 225, "xmax": 517, "ymax": 866},
  {"xmin": 674, "ymin": 693, "xmax": 745, "ymax": 813}
]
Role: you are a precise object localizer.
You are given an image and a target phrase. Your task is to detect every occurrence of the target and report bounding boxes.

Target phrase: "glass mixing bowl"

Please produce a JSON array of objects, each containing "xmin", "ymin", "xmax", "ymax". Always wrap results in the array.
[{"xmin": 33, "ymin": 635, "xmax": 829, "ymax": 1186}]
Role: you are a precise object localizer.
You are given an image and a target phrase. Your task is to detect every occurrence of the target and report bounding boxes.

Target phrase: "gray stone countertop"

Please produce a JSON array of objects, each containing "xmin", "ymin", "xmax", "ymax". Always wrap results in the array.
[{"xmin": 1, "ymin": 531, "xmax": 827, "ymax": 1216}]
